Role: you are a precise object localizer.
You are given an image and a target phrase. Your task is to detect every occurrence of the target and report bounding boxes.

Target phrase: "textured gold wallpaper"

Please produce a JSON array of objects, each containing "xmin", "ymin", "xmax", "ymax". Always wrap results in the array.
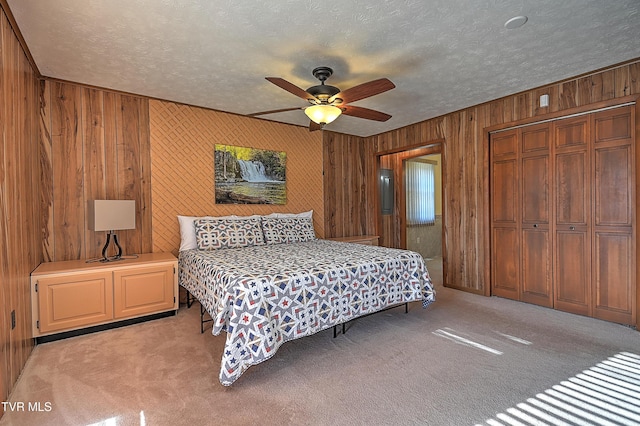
[{"xmin": 149, "ymin": 100, "xmax": 325, "ymax": 254}]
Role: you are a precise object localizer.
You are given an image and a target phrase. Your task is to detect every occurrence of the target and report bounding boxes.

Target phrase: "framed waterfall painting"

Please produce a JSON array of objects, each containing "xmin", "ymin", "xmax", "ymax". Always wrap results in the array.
[{"xmin": 214, "ymin": 144, "xmax": 287, "ymax": 204}]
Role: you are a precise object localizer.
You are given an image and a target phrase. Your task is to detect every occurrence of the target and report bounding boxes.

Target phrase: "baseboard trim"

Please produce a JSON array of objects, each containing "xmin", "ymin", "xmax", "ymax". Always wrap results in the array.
[{"xmin": 35, "ymin": 310, "xmax": 177, "ymax": 344}]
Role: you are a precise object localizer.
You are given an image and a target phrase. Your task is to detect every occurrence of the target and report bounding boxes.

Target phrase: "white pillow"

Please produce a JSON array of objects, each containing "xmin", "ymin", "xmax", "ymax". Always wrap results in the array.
[
  {"xmin": 177, "ymin": 215, "xmax": 236, "ymax": 251},
  {"xmin": 271, "ymin": 210, "xmax": 313, "ymax": 219}
]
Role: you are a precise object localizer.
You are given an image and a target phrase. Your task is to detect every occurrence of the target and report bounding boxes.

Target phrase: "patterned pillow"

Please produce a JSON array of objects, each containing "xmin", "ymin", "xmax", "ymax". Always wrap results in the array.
[
  {"xmin": 177, "ymin": 215, "xmax": 237, "ymax": 251},
  {"xmin": 261, "ymin": 217, "xmax": 316, "ymax": 245},
  {"xmin": 194, "ymin": 217, "xmax": 265, "ymax": 250}
]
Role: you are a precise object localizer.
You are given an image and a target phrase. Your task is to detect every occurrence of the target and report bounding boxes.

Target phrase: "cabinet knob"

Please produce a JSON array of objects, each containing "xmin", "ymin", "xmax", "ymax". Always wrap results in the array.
[
  {"xmin": 533, "ymin": 224, "xmax": 538, "ymax": 228},
  {"xmin": 569, "ymin": 226, "xmax": 576, "ymax": 231}
]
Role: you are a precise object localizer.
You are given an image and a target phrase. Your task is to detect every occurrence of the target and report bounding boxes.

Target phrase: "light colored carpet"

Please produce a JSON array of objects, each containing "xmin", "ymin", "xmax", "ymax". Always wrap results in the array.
[{"xmin": 2, "ymin": 259, "xmax": 639, "ymax": 426}]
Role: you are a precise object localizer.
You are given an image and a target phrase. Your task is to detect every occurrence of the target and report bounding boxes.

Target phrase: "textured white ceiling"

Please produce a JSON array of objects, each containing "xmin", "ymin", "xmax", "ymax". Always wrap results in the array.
[{"xmin": 7, "ymin": 0, "xmax": 640, "ymax": 137}]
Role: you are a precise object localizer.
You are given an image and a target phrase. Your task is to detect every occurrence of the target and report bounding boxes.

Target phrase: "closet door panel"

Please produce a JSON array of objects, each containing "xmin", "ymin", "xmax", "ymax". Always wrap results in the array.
[
  {"xmin": 555, "ymin": 230, "xmax": 590, "ymax": 315},
  {"xmin": 522, "ymin": 125, "xmax": 550, "ymax": 153},
  {"xmin": 520, "ymin": 123, "xmax": 552, "ymax": 307},
  {"xmin": 594, "ymin": 144, "xmax": 632, "ymax": 227},
  {"xmin": 492, "ymin": 160, "xmax": 518, "ymax": 223},
  {"xmin": 491, "ymin": 131, "xmax": 518, "ymax": 157},
  {"xmin": 555, "ymin": 151, "xmax": 589, "ymax": 226},
  {"xmin": 492, "ymin": 227, "xmax": 519, "ymax": 299},
  {"xmin": 594, "ymin": 108, "xmax": 632, "ymax": 143},
  {"xmin": 555, "ymin": 118, "xmax": 588, "ymax": 150},
  {"xmin": 592, "ymin": 106, "xmax": 635, "ymax": 325},
  {"xmin": 553, "ymin": 116, "xmax": 591, "ymax": 316},
  {"xmin": 490, "ymin": 130, "xmax": 519, "ymax": 300},
  {"xmin": 522, "ymin": 155, "xmax": 549, "ymax": 225},
  {"xmin": 593, "ymin": 232, "xmax": 634, "ymax": 324},
  {"xmin": 521, "ymin": 228, "xmax": 552, "ymax": 307}
]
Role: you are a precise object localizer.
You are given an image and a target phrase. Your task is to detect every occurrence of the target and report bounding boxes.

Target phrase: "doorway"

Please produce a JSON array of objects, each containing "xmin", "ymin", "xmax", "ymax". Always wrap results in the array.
[
  {"xmin": 405, "ymin": 153, "xmax": 443, "ymax": 260},
  {"xmin": 376, "ymin": 143, "xmax": 445, "ymax": 286}
]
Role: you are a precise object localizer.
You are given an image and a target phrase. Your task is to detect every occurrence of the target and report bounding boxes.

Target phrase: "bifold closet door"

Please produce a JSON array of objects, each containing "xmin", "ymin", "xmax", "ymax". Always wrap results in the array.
[
  {"xmin": 591, "ymin": 107, "xmax": 635, "ymax": 325},
  {"xmin": 520, "ymin": 124, "xmax": 552, "ymax": 308},
  {"xmin": 490, "ymin": 124, "xmax": 552, "ymax": 307},
  {"xmin": 491, "ymin": 105, "xmax": 636, "ymax": 326},
  {"xmin": 490, "ymin": 130, "xmax": 520, "ymax": 300},
  {"xmin": 553, "ymin": 116, "xmax": 592, "ymax": 316}
]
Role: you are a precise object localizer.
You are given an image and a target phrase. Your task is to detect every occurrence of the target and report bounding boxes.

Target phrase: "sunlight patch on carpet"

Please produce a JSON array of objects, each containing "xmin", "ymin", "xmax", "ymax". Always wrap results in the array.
[
  {"xmin": 432, "ymin": 328, "xmax": 503, "ymax": 355},
  {"xmin": 495, "ymin": 331, "xmax": 532, "ymax": 345},
  {"xmin": 86, "ymin": 416, "xmax": 118, "ymax": 426},
  {"xmin": 476, "ymin": 352, "xmax": 640, "ymax": 426}
]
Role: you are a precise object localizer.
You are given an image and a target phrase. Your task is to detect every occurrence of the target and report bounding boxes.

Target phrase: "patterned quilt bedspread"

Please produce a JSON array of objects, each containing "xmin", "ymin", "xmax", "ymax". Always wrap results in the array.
[{"xmin": 178, "ymin": 239, "xmax": 435, "ymax": 385}]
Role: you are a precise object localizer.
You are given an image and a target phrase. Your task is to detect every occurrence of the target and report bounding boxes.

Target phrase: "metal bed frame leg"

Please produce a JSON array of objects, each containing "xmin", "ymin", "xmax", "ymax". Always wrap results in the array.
[
  {"xmin": 184, "ymin": 288, "xmax": 213, "ymax": 334},
  {"xmin": 200, "ymin": 303, "xmax": 205, "ymax": 334},
  {"xmin": 333, "ymin": 302, "xmax": 409, "ymax": 338}
]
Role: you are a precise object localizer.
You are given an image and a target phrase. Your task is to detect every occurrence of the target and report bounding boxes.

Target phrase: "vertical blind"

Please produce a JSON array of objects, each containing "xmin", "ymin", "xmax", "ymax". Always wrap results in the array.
[{"xmin": 405, "ymin": 160, "xmax": 436, "ymax": 226}]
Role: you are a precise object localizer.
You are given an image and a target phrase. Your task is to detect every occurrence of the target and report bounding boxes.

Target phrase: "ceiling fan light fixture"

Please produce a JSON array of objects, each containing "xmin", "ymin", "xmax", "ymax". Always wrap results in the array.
[{"xmin": 304, "ymin": 104, "xmax": 342, "ymax": 125}]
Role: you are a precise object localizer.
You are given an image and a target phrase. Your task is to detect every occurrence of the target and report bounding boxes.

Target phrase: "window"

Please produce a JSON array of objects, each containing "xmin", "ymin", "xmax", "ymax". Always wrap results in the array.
[{"xmin": 405, "ymin": 160, "xmax": 435, "ymax": 225}]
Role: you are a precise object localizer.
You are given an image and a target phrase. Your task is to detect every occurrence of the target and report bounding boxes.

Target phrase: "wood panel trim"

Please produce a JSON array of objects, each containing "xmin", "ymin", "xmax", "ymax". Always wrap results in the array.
[{"xmin": 0, "ymin": 0, "xmax": 40, "ymax": 77}]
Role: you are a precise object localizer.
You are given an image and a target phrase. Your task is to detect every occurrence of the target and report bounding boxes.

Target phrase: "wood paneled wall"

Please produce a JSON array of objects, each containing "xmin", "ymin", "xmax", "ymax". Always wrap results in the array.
[
  {"xmin": 39, "ymin": 80, "xmax": 153, "ymax": 262},
  {"xmin": 323, "ymin": 59, "xmax": 640, "ymax": 295},
  {"xmin": 0, "ymin": 5, "xmax": 41, "ymax": 410},
  {"xmin": 323, "ymin": 132, "xmax": 374, "ymax": 238}
]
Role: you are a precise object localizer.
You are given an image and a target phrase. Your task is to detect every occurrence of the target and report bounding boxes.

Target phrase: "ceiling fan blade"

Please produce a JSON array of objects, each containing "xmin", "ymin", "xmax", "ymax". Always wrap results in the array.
[
  {"xmin": 341, "ymin": 105, "xmax": 392, "ymax": 122},
  {"xmin": 309, "ymin": 120, "xmax": 323, "ymax": 132},
  {"xmin": 266, "ymin": 77, "xmax": 318, "ymax": 101},
  {"xmin": 247, "ymin": 107, "xmax": 303, "ymax": 117},
  {"xmin": 329, "ymin": 78, "xmax": 395, "ymax": 104}
]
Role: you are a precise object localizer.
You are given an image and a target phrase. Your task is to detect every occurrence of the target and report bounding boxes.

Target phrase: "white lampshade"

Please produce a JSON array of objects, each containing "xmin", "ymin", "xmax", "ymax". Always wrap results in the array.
[
  {"xmin": 88, "ymin": 200, "xmax": 136, "ymax": 231},
  {"xmin": 304, "ymin": 104, "xmax": 342, "ymax": 125}
]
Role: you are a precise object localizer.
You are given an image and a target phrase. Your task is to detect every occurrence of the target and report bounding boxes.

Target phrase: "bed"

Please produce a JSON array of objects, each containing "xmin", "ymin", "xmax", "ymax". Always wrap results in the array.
[{"xmin": 177, "ymin": 212, "xmax": 435, "ymax": 385}]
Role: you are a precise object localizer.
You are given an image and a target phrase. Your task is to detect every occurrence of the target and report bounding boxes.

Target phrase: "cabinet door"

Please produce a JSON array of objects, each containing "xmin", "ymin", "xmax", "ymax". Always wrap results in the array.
[
  {"xmin": 36, "ymin": 271, "xmax": 113, "ymax": 334},
  {"xmin": 113, "ymin": 263, "xmax": 176, "ymax": 319}
]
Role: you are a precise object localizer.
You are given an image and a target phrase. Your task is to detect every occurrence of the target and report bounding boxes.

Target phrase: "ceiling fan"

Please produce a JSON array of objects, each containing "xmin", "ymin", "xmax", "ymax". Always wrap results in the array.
[{"xmin": 248, "ymin": 66, "xmax": 395, "ymax": 131}]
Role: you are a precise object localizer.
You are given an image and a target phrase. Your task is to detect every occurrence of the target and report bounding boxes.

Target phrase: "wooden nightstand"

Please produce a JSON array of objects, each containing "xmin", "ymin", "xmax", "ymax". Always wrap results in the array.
[
  {"xmin": 31, "ymin": 253, "xmax": 178, "ymax": 340},
  {"xmin": 328, "ymin": 235, "xmax": 379, "ymax": 246}
]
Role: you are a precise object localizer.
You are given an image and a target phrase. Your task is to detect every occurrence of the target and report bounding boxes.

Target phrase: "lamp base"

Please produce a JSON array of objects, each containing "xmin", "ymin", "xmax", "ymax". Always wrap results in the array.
[{"xmin": 100, "ymin": 231, "xmax": 124, "ymax": 262}]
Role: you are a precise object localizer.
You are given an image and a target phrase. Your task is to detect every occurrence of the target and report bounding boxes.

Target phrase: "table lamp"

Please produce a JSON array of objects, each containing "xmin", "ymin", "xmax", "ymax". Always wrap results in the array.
[{"xmin": 88, "ymin": 200, "xmax": 136, "ymax": 262}]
